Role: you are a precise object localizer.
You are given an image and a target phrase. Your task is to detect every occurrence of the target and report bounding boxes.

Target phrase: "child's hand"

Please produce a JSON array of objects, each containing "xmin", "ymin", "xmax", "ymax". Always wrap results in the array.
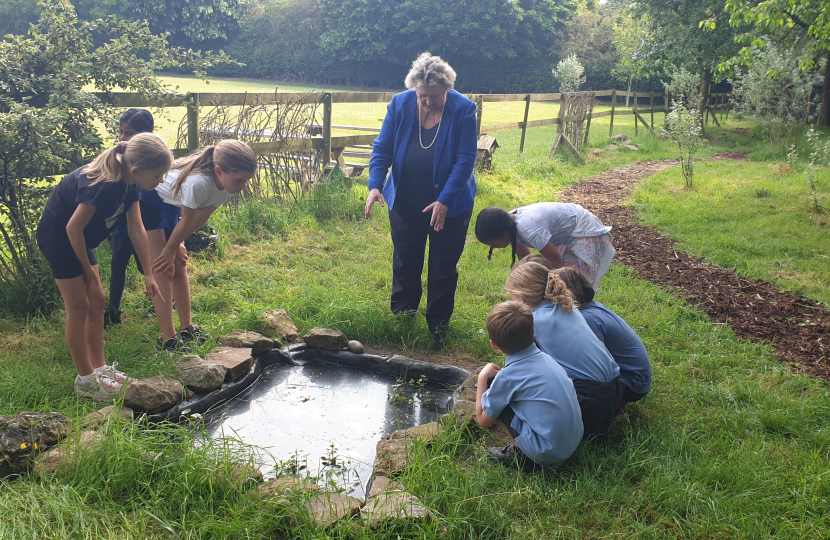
[
  {"xmin": 144, "ymin": 276, "xmax": 165, "ymax": 303},
  {"xmin": 176, "ymin": 243, "xmax": 189, "ymax": 265},
  {"xmin": 83, "ymin": 268, "xmax": 100, "ymax": 292},
  {"xmin": 478, "ymin": 363, "xmax": 501, "ymax": 383},
  {"xmin": 152, "ymin": 248, "xmax": 177, "ymax": 277}
]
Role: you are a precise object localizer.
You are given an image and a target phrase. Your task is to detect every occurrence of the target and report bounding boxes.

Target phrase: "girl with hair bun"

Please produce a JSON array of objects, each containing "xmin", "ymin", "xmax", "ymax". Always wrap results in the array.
[
  {"xmin": 36, "ymin": 132, "xmax": 171, "ymax": 401},
  {"xmin": 142, "ymin": 139, "xmax": 257, "ymax": 350},
  {"xmin": 505, "ymin": 261, "xmax": 624, "ymax": 442},
  {"xmin": 475, "ymin": 202, "xmax": 615, "ymax": 290}
]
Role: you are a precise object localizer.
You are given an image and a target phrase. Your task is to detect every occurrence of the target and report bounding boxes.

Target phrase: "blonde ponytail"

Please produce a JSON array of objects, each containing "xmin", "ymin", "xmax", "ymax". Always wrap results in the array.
[
  {"xmin": 84, "ymin": 133, "xmax": 171, "ymax": 185},
  {"xmin": 505, "ymin": 261, "xmax": 575, "ymax": 312},
  {"xmin": 170, "ymin": 139, "xmax": 257, "ymax": 197}
]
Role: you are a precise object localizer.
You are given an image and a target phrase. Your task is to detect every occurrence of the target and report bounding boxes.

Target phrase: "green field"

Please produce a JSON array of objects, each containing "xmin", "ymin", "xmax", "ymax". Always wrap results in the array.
[{"xmin": 2, "ymin": 74, "xmax": 829, "ymax": 538}]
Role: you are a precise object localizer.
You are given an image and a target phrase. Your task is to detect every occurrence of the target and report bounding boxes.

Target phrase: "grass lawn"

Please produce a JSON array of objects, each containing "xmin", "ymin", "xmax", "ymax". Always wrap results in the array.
[{"xmin": 1, "ymin": 76, "xmax": 829, "ymax": 537}]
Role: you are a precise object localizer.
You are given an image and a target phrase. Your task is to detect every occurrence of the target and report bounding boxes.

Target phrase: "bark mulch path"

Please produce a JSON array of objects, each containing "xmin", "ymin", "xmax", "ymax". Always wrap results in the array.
[{"xmin": 561, "ymin": 153, "xmax": 830, "ymax": 381}]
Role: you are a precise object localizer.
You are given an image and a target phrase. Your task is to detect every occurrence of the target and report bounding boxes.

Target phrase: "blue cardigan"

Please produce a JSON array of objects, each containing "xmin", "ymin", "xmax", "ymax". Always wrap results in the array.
[{"xmin": 368, "ymin": 89, "xmax": 477, "ymax": 217}]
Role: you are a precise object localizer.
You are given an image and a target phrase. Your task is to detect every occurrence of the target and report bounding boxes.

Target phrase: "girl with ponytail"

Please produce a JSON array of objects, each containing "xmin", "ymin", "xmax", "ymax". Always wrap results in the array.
[
  {"xmin": 141, "ymin": 139, "xmax": 257, "ymax": 350},
  {"xmin": 36, "ymin": 132, "xmax": 171, "ymax": 401},
  {"xmin": 505, "ymin": 261, "xmax": 624, "ymax": 443},
  {"xmin": 475, "ymin": 203, "xmax": 615, "ymax": 290}
]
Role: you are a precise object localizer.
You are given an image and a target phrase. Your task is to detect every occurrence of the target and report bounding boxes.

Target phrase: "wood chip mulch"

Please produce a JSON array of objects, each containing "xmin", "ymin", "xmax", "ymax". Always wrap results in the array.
[{"xmin": 561, "ymin": 153, "xmax": 830, "ymax": 381}]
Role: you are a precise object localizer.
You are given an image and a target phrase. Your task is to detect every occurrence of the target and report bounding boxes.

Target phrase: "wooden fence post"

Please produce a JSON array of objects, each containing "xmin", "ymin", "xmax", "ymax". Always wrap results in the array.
[
  {"xmin": 557, "ymin": 93, "xmax": 567, "ymax": 135},
  {"xmin": 609, "ymin": 90, "xmax": 617, "ymax": 137},
  {"xmin": 476, "ymin": 95, "xmax": 483, "ymax": 137},
  {"xmin": 519, "ymin": 94, "xmax": 531, "ymax": 153},
  {"xmin": 650, "ymin": 93, "xmax": 654, "ymax": 129},
  {"xmin": 186, "ymin": 93, "xmax": 200, "ymax": 151},
  {"xmin": 583, "ymin": 93, "xmax": 595, "ymax": 145},
  {"xmin": 634, "ymin": 91, "xmax": 638, "ymax": 135},
  {"xmin": 725, "ymin": 93, "xmax": 731, "ymax": 122},
  {"xmin": 322, "ymin": 92, "xmax": 332, "ymax": 168}
]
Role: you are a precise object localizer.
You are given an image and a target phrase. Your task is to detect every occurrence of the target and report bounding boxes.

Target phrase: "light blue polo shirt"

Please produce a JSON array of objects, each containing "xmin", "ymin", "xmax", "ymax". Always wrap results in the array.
[
  {"xmin": 580, "ymin": 301, "xmax": 652, "ymax": 394},
  {"xmin": 481, "ymin": 344, "xmax": 583, "ymax": 468},
  {"xmin": 532, "ymin": 300, "xmax": 620, "ymax": 383}
]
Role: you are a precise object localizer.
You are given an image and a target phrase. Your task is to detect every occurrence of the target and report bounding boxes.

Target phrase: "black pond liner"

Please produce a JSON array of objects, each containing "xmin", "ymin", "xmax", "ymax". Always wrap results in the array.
[{"xmin": 146, "ymin": 345, "xmax": 470, "ymax": 498}]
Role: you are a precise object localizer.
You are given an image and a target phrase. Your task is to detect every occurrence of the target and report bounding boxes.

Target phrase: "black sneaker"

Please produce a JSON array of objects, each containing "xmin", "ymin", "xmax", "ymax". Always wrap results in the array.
[
  {"xmin": 104, "ymin": 307, "xmax": 122, "ymax": 327},
  {"xmin": 179, "ymin": 325, "xmax": 207, "ymax": 344},
  {"xmin": 158, "ymin": 335, "xmax": 191, "ymax": 353},
  {"xmin": 431, "ymin": 325, "xmax": 448, "ymax": 348},
  {"xmin": 486, "ymin": 443, "xmax": 541, "ymax": 473}
]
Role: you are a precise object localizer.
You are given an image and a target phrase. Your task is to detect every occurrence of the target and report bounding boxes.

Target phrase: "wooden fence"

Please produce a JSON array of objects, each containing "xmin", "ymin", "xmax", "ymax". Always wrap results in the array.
[{"xmin": 93, "ymin": 88, "xmax": 720, "ymax": 171}]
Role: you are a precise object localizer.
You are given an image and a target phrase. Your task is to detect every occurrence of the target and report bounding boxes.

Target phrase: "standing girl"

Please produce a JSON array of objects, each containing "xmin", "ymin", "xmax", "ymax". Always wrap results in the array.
[
  {"xmin": 36, "ymin": 133, "xmax": 170, "ymax": 400},
  {"xmin": 104, "ymin": 108, "xmax": 156, "ymax": 326},
  {"xmin": 504, "ymin": 261, "xmax": 625, "ymax": 443},
  {"xmin": 475, "ymin": 203, "xmax": 615, "ymax": 290},
  {"xmin": 142, "ymin": 139, "xmax": 257, "ymax": 349}
]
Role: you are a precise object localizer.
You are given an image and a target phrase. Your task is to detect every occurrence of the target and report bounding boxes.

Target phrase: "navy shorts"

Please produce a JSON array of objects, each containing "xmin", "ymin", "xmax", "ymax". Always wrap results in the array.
[
  {"xmin": 139, "ymin": 189, "xmax": 179, "ymax": 239},
  {"xmin": 36, "ymin": 212, "xmax": 99, "ymax": 280}
]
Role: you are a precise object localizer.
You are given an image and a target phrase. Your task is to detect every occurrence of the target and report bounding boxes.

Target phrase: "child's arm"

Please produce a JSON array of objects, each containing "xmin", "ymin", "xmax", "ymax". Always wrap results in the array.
[
  {"xmin": 152, "ymin": 205, "xmax": 215, "ymax": 276},
  {"xmin": 538, "ymin": 243, "xmax": 564, "ymax": 268},
  {"xmin": 475, "ymin": 363, "xmax": 501, "ymax": 428},
  {"xmin": 515, "ymin": 244, "xmax": 531, "ymax": 260},
  {"xmin": 65, "ymin": 204, "xmax": 99, "ymax": 287},
  {"xmin": 125, "ymin": 203, "xmax": 163, "ymax": 301}
]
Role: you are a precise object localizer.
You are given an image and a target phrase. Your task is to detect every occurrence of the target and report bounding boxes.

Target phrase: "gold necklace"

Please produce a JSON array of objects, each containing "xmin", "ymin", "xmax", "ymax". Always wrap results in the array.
[{"xmin": 418, "ymin": 100, "xmax": 445, "ymax": 150}]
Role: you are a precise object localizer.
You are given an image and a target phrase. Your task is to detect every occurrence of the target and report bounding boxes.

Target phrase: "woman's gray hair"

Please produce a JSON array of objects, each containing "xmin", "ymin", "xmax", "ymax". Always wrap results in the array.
[{"xmin": 404, "ymin": 52, "xmax": 456, "ymax": 90}]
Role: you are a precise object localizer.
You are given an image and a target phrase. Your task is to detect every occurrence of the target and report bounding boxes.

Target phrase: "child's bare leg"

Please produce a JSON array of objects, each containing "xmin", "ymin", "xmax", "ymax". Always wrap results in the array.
[
  {"xmin": 55, "ymin": 276, "xmax": 95, "ymax": 376},
  {"xmin": 147, "ymin": 229, "xmax": 177, "ymax": 340},
  {"xmin": 494, "ymin": 419, "xmax": 519, "ymax": 447},
  {"xmin": 171, "ymin": 253, "xmax": 192, "ymax": 330},
  {"xmin": 84, "ymin": 266, "xmax": 107, "ymax": 369}
]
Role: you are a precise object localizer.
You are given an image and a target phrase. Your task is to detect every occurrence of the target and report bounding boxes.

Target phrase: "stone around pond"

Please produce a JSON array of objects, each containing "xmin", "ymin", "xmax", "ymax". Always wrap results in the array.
[
  {"xmin": 259, "ymin": 477, "xmax": 322, "ymax": 499},
  {"xmin": 361, "ymin": 492, "xmax": 433, "ymax": 527},
  {"xmin": 389, "ymin": 421, "xmax": 442, "ymax": 443},
  {"xmin": 174, "ymin": 354, "xmax": 227, "ymax": 393},
  {"xmin": 33, "ymin": 430, "xmax": 103, "ymax": 476},
  {"xmin": 219, "ymin": 330, "xmax": 274, "ymax": 355},
  {"xmin": 374, "ymin": 438, "xmax": 409, "ymax": 476},
  {"xmin": 124, "ymin": 376, "xmax": 184, "ymax": 414},
  {"xmin": 80, "ymin": 405, "xmax": 133, "ymax": 430},
  {"xmin": 303, "ymin": 328, "xmax": 348, "ymax": 351},
  {"xmin": 298, "ymin": 492, "xmax": 363, "ymax": 529},
  {"xmin": 0, "ymin": 411, "xmax": 69, "ymax": 477},
  {"xmin": 206, "ymin": 347, "xmax": 254, "ymax": 381},
  {"xmin": 347, "ymin": 340, "xmax": 365, "ymax": 354},
  {"xmin": 258, "ymin": 309, "xmax": 300, "ymax": 343},
  {"xmin": 367, "ymin": 476, "xmax": 405, "ymax": 498},
  {"xmin": 442, "ymin": 399, "xmax": 477, "ymax": 426}
]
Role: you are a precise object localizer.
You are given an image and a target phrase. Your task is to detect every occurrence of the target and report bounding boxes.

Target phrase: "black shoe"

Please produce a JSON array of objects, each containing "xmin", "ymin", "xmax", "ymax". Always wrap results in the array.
[
  {"xmin": 431, "ymin": 325, "xmax": 448, "ymax": 348},
  {"xmin": 158, "ymin": 335, "xmax": 191, "ymax": 353},
  {"xmin": 393, "ymin": 311, "xmax": 417, "ymax": 331},
  {"xmin": 179, "ymin": 325, "xmax": 207, "ymax": 344},
  {"xmin": 104, "ymin": 307, "xmax": 122, "ymax": 327},
  {"xmin": 487, "ymin": 443, "xmax": 541, "ymax": 473}
]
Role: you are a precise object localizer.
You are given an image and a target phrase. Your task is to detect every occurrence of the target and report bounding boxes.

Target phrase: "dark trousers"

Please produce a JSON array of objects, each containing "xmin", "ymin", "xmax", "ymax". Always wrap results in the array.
[
  {"xmin": 388, "ymin": 204, "xmax": 472, "ymax": 331},
  {"xmin": 622, "ymin": 386, "xmax": 648, "ymax": 404},
  {"xmin": 572, "ymin": 376, "xmax": 625, "ymax": 444},
  {"xmin": 108, "ymin": 234, "xmax": 143, "ymax": 313}
]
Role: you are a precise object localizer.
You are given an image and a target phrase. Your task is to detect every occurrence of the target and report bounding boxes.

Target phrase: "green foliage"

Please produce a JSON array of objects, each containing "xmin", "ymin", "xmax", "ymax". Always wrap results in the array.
[
  {"xmin": 131, "ymin": 0, "xmax": 247, "ymax": 49},
  {"xmin": 558, "ymin": 3, "xmax": 620, "ymax": 91},
  {"xmin": 804, "ymin": 128, "xmax": 830, "ymax": 210},
  {"xmin": 0, "ymin": 0, "xmax": 234, "ymax": 315},
  {"xmin": 664, "ymin": 101, "xmax": 703, "ymax": 188},
  {"xmin": 552, "ymin": 54, "xmax": 586, "ymax": 92},
  {"xmin": 663, "ymin": 66, "xmax": 703, "ymax": 106},
  {"xmin": 0, "ymin": 0, "xmax": 42, "ymax": 36}
]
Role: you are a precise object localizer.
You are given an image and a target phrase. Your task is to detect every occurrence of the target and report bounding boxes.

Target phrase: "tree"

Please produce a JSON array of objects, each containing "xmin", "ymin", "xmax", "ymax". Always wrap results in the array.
[
  {"xmin": 131, "ymin": 0, "xmax": 247, "ymax": 49},
  {"xmin": 559, "ymin": 2, "xmax": 619, "ymax": 90},
  {"xmin": 720, "ymin": 0, "xmax": 830, "ymax": 127},
  {"xmin": 0, "ymin": 0, "xmax": 41, "ymax": 36},
  {"xmin": 631, "ymin": 0, "xmax": 747, "ymax": 122},
  {"xmin": 612, "ymin": 11, "xmax": 657, "ymax": 104},
  {"xmin": 552, "ymin": 54, "xmax": 586, "ymax": 92},
  {"xmin": 0, "ymin": 0, "xmax": 233, "ymax": 314}
]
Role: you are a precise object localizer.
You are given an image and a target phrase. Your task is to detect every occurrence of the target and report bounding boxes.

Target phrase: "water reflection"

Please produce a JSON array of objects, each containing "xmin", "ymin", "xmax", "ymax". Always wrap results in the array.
[{"xmin": 205, "ymin": 361, "xmax": 452, "ymax": 498}]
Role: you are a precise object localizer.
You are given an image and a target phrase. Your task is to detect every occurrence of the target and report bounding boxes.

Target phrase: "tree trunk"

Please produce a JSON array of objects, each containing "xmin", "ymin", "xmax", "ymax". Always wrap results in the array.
[
  {"xmin": 698, "ymin": 66, "xmax": 712, "ymax": 129},
  {"xmin": 626, "ymin": 75, "xmax": 633, "ymax": 107},
  {"xmin": 819, "ymin": 50, "xmax": 830, "ymax": 128}
]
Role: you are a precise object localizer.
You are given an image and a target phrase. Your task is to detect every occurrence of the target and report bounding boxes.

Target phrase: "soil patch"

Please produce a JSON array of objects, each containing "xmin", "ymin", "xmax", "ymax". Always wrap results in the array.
[
  {"xmin": 561, "ymin": 154, "xmax": 830, "ymax": 381},
  {"xmin": 365, "ymin": 346, "xmax": 486, "ymax": 373},
  {"xmin": 728, "ymin": 128, "xmax": 751, "ymax": 137}
]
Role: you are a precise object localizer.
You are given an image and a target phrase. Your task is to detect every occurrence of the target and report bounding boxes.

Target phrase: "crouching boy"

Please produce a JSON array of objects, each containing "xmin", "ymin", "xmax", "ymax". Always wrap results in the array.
[{"xmin": 476, "ymin": 301, "xmax": 583, "ymax": 472}]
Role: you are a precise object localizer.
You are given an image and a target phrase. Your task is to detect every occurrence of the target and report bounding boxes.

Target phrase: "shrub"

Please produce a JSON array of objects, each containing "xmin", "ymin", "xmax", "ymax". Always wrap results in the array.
[
  {"xmin": 663, "ymin": 67, "xmax": 700, "ymax": 108},
  {"xmin": 664, "ymin": 101, "xmax": 703, "ymax": 189},
  {"xmin": 552, "ymin": 54, "xmax": 586, "ymax": 93}
]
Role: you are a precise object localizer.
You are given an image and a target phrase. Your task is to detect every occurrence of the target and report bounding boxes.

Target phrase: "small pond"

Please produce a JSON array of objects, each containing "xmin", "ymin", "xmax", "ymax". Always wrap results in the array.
[{"xmin": 206, "ymin": 361, "xmax": 453, "ymax": 498}]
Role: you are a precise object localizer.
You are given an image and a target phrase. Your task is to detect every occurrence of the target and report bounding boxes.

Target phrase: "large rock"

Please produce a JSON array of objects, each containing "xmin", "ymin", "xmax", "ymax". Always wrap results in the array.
[
  {"xmin": 33, "ymin": 430, "xmax": 103, "ymax": 476},
  {"xmin": 0, "ymin": 412, "xmax": 69, "ymax": 477},
  {"xmin": 173, "ymin": 355, "xmax": 226, "ymax": 393},
  {"xmin": 458, "ymin": 367, "xmax": 482, "ymax": 402},
  {"xmin": 389, "ymin": 422, "xmax": 442, "ymax": 443},
  {"xmin": 298, "ymin": 492, "xmax": 363, "ymax": 529},
  {"xmin": 259, "ymin": 477, "xmax": 321, "ymax": 499},
  {"xmin": 219, "ymin": 330, "xmax": 274, "ymax": 355},
  {"xmin": 440, "ymin": 399, "xmax": 477, "ymax": 427},
  {"xmin": 347, "ymin": 340, "xmax": 364, "ymax": 354},
  {"xmin": 216, "ymin": 463, "xmax": 263, "ymax": 490},
  {"xmin": 612, "ymin": 133, "xmax": 629, "ymax": 142},
  {"xmin": 80, "ymin": 405, "xmax": 133, "ymax": 430},
  {"xmin": 625, "ymin": 144, "xmax": 639, "ymax": 151},
  {"xmin": 367, "ymin": 476, "xmax": 405, "ymax": 498},
  {"xmin": 303, "ymin": 328, "xmax": 348, "ymax": 351},
  {"xmin": 205, "ymin": 347, "xmax": 253, "ymax": 381},
  {"xmin": 374, "ymin": 438, "xmax": 408, "ymax": 476},
  {"xmin": 257, "ymin": 309, "xmax": 300, "ymax": 343},
  {"xmin": 123, "ymin": 376, "xmax": 184, "ymax": 414},
  {"xmin": 605, "ymin": 144, "xmax": 619, "ymax": 151},
  {"xmin": 361, "ymin": 492, "xmax": 433, "ymax": 527}
]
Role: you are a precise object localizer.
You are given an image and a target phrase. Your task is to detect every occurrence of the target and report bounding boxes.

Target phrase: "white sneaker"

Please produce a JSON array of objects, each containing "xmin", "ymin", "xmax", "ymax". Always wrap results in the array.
[
  {"xmin": 75, "ymin": 372, "xmax": 122, "ymax": 402},
  {"xmin": 96, "ymin": 362, "xmax": 129, "ymax": 384}
]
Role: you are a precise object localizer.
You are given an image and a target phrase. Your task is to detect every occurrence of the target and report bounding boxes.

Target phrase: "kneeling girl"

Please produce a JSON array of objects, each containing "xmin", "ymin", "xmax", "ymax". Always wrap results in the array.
[{"xmin": 142, "ymin": 139, "xmax": 257, "ymax": 349}]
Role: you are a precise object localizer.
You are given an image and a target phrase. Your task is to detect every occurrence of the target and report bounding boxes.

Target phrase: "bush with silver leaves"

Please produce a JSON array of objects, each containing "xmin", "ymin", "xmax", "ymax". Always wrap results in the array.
[
  {"xmin": 552, "ymin": 54, "xmax": 586, "ymax": 93},
  {"xmin": 664, "ymin": 101, "xmax": 703, "ymax": 189}
]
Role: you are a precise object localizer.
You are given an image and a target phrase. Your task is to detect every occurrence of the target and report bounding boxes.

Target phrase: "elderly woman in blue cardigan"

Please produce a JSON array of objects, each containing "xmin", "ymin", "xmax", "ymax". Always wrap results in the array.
[{"xmin": 364, "ymin": 52, "xmax": 478, "ymax": 346}]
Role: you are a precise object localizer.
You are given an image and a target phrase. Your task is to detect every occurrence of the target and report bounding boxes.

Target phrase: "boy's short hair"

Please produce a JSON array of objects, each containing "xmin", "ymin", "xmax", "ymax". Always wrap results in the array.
[{"xmin": 487, "ymin": 301, "xmax": 535, "ymax": 355}]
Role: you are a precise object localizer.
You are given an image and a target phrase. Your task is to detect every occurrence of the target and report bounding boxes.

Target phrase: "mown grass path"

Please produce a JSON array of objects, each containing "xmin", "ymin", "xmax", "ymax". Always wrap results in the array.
[{"xmin": 563, "ymin": 153, "xmax": 830, "ymax": 380}]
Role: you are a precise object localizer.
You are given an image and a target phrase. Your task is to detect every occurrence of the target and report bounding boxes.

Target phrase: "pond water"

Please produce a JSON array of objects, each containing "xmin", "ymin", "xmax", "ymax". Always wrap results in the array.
[{"xmin": 206, "ymin": 361, "xmax": 453, "ymax": 498}]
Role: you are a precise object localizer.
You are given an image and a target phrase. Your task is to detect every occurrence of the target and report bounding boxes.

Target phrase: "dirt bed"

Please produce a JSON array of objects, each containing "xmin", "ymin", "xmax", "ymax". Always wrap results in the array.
[{"xmin": 561, "ymin": 154, "xmax": 830, "ymax": 381}]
